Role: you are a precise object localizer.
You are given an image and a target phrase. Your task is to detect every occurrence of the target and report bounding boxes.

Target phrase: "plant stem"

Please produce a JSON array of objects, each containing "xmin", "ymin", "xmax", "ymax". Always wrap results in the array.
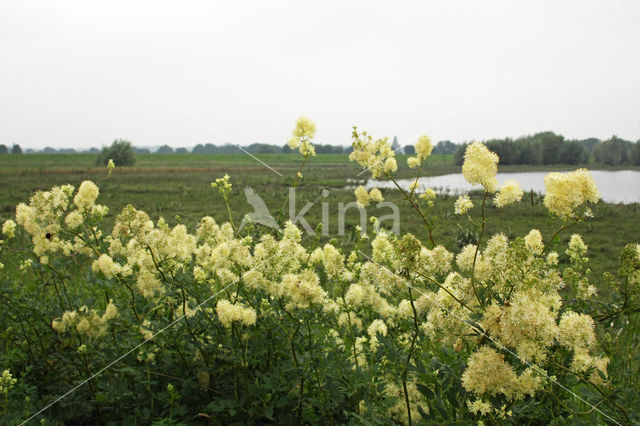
[
  {"xmin": 469, "ymin": 191, "xmax": 488, "ymax": 308},
  {"xmin": 390, "ymin": 177, "xmax": 435, "ymax": 246}
]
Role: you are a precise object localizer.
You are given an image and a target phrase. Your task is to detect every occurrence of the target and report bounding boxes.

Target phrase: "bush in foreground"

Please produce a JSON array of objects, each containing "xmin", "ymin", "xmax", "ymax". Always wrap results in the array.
[{"xmin": 0, "ymin": 119, "xmax": 638, "ymax": 424}]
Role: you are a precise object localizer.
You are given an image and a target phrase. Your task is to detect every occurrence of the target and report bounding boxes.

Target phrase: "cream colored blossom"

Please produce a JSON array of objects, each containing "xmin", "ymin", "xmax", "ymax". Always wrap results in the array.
[
  {"xmin": 467, "ymin": 399, "xmax": 492, "ymax": 416},
  {"xmin": 462, "ymin": 346, "xmax": 519, "ymax": 398},
  {"xmin": 279, "ymin": 269, "xmax": 327, "ymax": 309},
  {"xmin": 101, "ymin": 300, "xmax": 118, "ymax": 322},
  {"xmin": 92, "ymin": 254, "xmax": 123, "ymax": 279},
  {"xmin": 384, "ymin": 157, "xmax": 398, "ymax": 174},
  {"xmin": 349, "ymin": 128, "xmax": 397, "ymax": 179},
  {"xmin": 456, "ymin": 244, "xmax": 477, "ymax": 271},
  {"xmin": 65, "ymin": 211, "xmax": 83, "ymax": 229},
  {"xmin": 419, "ymin": 188, "xmax": 436, "ymax": 206},
  {"xmin": 2, "ymin": 219, "xmax": 16, "ymax": 239},
  {"xmin": 524, "ymin": 229, "xmax": 543, "ymax": 255},
  {"xmin": 0, "ymin": 370, "xmax": 17, "ymax": 396},
  {"xmin": 215, "ymin": 299, "xmax": 257, "ymax": 328},
  {"xmin": 566, "ymin": 234, "xmax": 588, "ymax": 263},
  {"xmin": 74, "ymin": 181, "xmax": 99, "ymax": 212},
  {"xmin": 494, "ymin": 179, "xmax": 524, "ymax": 208},
  {"xmin": 288, "ymin": 116, "xmax": 316, "ymax": 156},
  {"xmin": 407, "ymin": 156, "xmax": 420, "ymax": 168},
  {"xmin": 454, "ymin": 195, "xmax": 473, "ymax": 215},
  {"xmin": 462, "ymin": 143, "xmax": 499, "ymax": 192},
  {"xmin": 557, "ymin": 311, "xmax": 596, "ymax": 350},
  {"xmin": 415, "ymin": 135, "xmax": 433, "ymax": 159},
  {"xmin": 211, "ymin": 174, "xmax": 232, "ymax": 198},
  {"xmin": 543, "ymin": 169, "xmax": 600, "ymax": 218},
  {"xmin": 367, "ymin": 319, "xmax": 388, "ymax": 350},
  {"xmin": 407, "ymin": 135, "xmax": 433, "ymax": 168},
  {"xmin": 369, "ymin": 188, "xmax": 384, "ymax": 203},
  {"xmin": 354, "ymin": 186, "xmax": 369, "ymax": 207},
  {"xmin": 107, "ymin": 158, "xmax": 115, "ymax": 175}
]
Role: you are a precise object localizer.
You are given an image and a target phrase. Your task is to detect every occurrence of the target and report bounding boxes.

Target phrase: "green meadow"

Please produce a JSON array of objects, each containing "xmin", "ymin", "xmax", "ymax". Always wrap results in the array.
[{"xmin": 1, "ymin": 152, "xmax": 637, "ymax": 278}]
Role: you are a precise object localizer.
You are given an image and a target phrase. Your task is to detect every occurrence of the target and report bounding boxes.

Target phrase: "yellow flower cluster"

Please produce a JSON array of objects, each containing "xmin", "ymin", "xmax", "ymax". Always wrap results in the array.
[
  {"xmin": 524, "ymin": 229, "xmax": 544, "ymax": 255},
  {"xmin": 309, "ymin": 243, "xmax": 349, "ymax": 280},
  {"xmin": 2, "ymin": 219, "xmax": 16, "ymax": 239},
  {"xmin": 215, "ymin": 299, "xmax": 257, "ymax": 328},
  {"xmin": 353, "ymin": 186, "xmax": 384, "ymax": 207},
  {"xmin": 494, "ymin": 179, "xmax": 524, "ymax": 208},
  {"xmin": 288, "ymin": 116, "xmax": 317, "ymax": 157},
  {"xmin": 366, "ymin": 319, "xmax": 388, "ymax": 350},
  {"xmin": 0, "ymin": 370, "xmax": 17, "ymax": 396},
  {"xmin": 280, "ymin": 269, "xmax": 328, "ymax": 310},
  {"xmin": 454, "ymin": 195, "xmax": 473, "ymax": 215},
  {"xmin": 566, "ymin": 234, "xmax": 588, "ymax": 263},
  {"xmin": 52, "ymin": 301, "xmax": 118, "ymax": 339},
  {"xmin": 543, "ymin": 169, "xmax": 600, "ymax": 218},
  {"xmin": 483, "ymin": 289, "xmax": 560, "ymax": 362},
  {"xmin": 462, "ymin": 346, "xmax": 543, "ymax": 400},
  {"xmin": 92, "ymin": 254, "xmax": 131, "ymax": 279},
  {"xmin": 211, "ymin": 174, "xmax": 232, "ymax": 198},
  {"xmin": 462, "ymin": 143, "xmax": 499, "ymax": 192},
  {"xmin": 406, "ymin": 135, "xmax": 433, "ymax": 168},
  {"xmin": 349, "ymin": 128, "xmax": 397, "ymax": 179},
  {"xmin": 14, "ymin": 182, "xmax": 108, "ymax": 261},
  {"xmin": 74, "ymin": 180, "xmax": 100, "ymax": 212}
]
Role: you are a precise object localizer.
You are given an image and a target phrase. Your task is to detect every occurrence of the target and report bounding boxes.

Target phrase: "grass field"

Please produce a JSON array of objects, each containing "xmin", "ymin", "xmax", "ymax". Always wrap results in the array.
[{"xmin": 1, "ymin": 152, "xmax": 638, "ymax": 279}]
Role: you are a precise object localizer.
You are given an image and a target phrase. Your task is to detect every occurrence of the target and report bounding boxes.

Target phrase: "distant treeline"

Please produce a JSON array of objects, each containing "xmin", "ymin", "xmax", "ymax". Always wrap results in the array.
[
  {"xmin": 3, "ymin": 134, "xmax": 640, "ymax": 166},
  {"xmin": 0, "ymin": 139, "xmax": 459, "ymax": 156},
  {"xmin": 453, "ymin": 132, "xmax": 640, "ymax": 166}
]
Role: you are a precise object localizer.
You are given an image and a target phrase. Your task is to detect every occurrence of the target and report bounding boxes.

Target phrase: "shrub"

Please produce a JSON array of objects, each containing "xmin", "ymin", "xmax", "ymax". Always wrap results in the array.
[
  {"xmin": 0, "ymin": 120, "xmax": 638, "ymax": 425},
  {"xmin": 97, "ymin": 139, "xmax": 136, "ymax": 166}
]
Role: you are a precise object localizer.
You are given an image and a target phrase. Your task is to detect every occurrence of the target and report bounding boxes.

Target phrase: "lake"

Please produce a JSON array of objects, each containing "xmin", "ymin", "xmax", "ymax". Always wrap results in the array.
[{"xmin": 364, "ymin": 170, "xmax": 640, "ymax": 204}]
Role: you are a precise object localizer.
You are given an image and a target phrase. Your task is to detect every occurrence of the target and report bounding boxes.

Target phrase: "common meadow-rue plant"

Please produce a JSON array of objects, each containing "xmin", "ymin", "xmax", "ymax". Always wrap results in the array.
[{"xmin": 0, "ymin": 125, "xmax": 638, "ymax": 425}]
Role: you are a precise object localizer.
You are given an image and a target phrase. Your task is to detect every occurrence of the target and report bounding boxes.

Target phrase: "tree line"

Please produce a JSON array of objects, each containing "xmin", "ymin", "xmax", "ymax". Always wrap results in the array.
[
  {"xmin": 453, "ymin": 132, "xmax": 640, "ymax": 166},
  {"xmin": 4, "ymin": 133, "xmax": 640, "ymax": 167}
]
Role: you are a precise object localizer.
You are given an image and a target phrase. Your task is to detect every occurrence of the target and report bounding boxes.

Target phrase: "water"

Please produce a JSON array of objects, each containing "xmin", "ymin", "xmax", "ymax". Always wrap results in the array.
[{"xmin": 364, "ymin": 170, "xmax": 640, "ymax": 204}]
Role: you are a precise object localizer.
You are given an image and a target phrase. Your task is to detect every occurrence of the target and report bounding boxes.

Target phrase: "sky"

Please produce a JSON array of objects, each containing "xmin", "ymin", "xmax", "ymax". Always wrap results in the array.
[{"xmin": 1, "ymin": 0, "xmax": 639, "ymax": 150}]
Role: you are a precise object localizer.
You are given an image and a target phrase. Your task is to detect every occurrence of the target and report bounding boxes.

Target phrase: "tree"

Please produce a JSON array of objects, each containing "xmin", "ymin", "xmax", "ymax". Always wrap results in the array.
[
  {"xmin": 578, "ymin": 138, "xmax": 600, "ymax": 153},
  {"xmin": 453, "ymin": 143, "xmax": 468, "ymax": 166},
  {"xmin": 486, "ymin": 139, "xmax": 519, "ymax": 165},
  {"xmin": 0, "ymin": 144, "xmax": 7, "ymax": 154},
  {"xmin": 42, "ymin": 147, "xmax": 58, "ymax": 154},
  {"xmin": 593, "ymin": 136, "xmax": 632, "ymax": 165},
  {"xmin": 518, "ymin": 139, "xmax": 543, "ymax": 165},
  {"xmin": 175, "ymin": 147, "xmax": 189, "ymax": 154},
  {"xmin": 403, "ymin": 145, "xmax": 415, "ymax": 155},
  {"xmin": 11, "ymin": 144, "xmax": 22, "ymax": 154},
  {"xmin": 631, "ymin": 140, "xmax": 640, "ymax": 166},
  {"xmin": 282, "ymin": 144, "xmax": 293, "ymax": 154},
  {"xmin": 559, "ymin": 141, "xmax": 589, "ymax": 165},
  {"xmin": 97, "ymin": 139, "xmax": 136, "ymax": 166},
  {"xmin": 433, "ymin": 140, "xmax": 457, "ymax": 155},
  {"xmin": 156, "ymin": 145, "xmax": 174, "ymax": 154},
  {"xmin": 536, "ymin": 132, "xmax": 564, "ymax": 164}
]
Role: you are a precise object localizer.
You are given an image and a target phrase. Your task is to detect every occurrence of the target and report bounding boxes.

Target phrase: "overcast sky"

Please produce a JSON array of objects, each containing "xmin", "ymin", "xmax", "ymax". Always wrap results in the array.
[{"xmin": 1, "ymin": 0, "xmax": 639, "ymax": 150}]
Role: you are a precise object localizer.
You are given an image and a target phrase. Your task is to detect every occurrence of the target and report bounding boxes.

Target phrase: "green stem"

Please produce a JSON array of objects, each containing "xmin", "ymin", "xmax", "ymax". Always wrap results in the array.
[
  {"xmin": 469, "ymin": 191, "xmax": 488, "ymax": 308},
  {"xmin": 390, "ymin": 176, "xmax": 435, "ymax": 246}
]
